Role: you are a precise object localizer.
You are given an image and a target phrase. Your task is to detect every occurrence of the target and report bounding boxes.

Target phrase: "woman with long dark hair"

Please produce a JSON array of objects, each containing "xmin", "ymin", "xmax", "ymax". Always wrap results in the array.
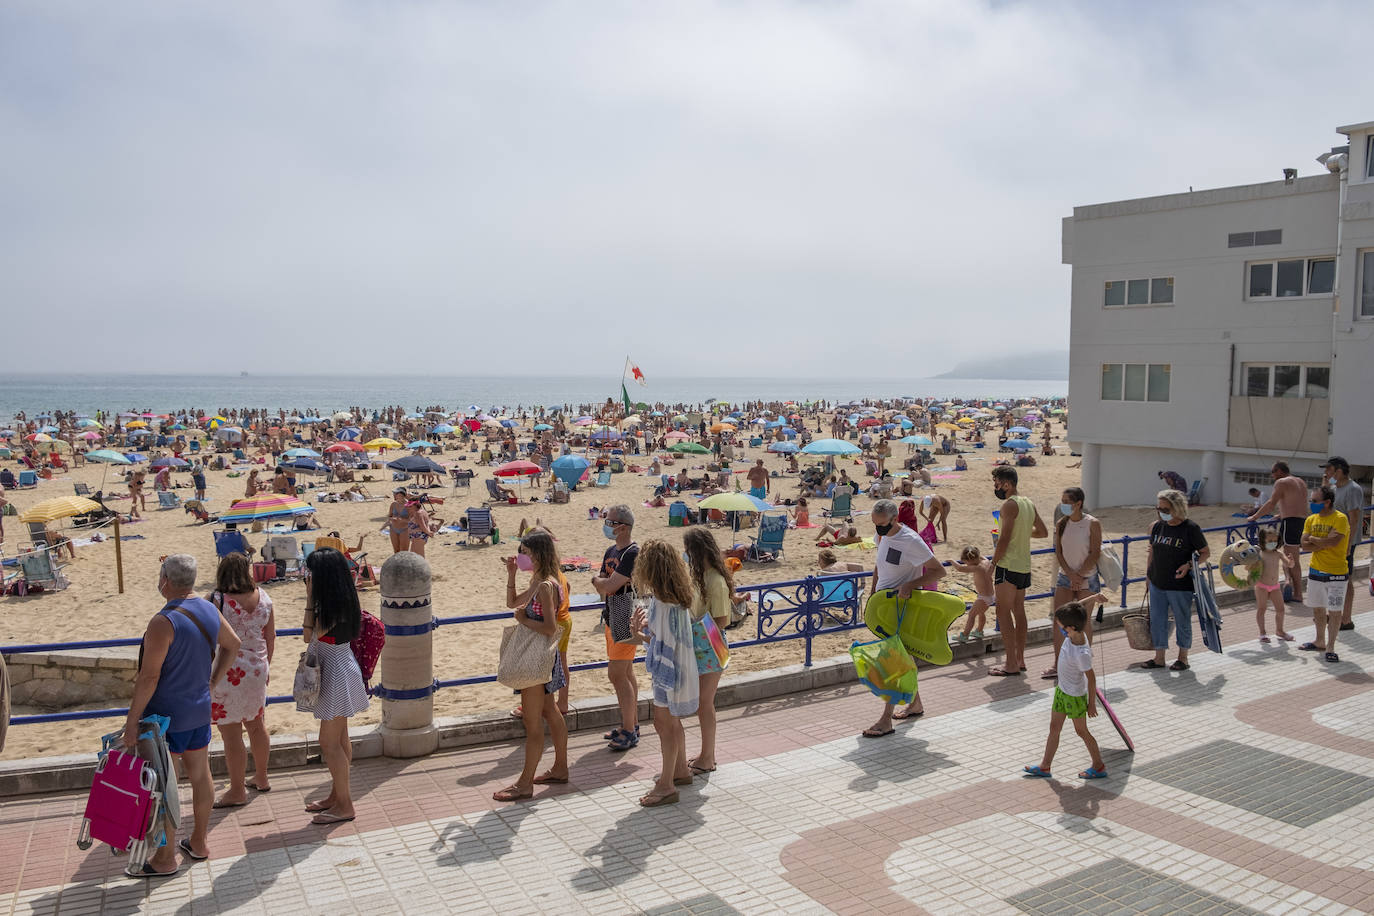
[
  {"xmin": 494, "ymin": 531, "xmax": 570, "ymax": 801},
  {"xmin": 1042, "ymin": 487, "xmax": 1102, "ymax": 680},
  {"xmin": 682, "ymin": 527, "xmax": 733, "ymax": 776},
  {"xmin": 300, "ymin": 547, "xmax": 368, "ymax": 825}
]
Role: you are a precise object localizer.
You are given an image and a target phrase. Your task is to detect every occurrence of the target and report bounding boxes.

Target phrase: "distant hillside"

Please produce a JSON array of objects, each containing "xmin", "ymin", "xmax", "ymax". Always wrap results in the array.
[{"xmin": 933, "ymin": 351, "xmax": 1069, "ymax": 380}]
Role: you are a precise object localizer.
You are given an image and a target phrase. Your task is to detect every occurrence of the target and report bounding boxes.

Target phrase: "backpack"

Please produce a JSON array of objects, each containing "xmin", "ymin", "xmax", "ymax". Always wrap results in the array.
[{"xmin": 350, "ymin": 610, "xmax": 386, "ymax": 689}]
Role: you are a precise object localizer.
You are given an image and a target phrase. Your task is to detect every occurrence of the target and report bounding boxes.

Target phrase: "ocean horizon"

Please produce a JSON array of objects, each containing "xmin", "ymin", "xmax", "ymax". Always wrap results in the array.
[{"xmin": 0, "ymin": 373, "xmax": 1068, "ymax": 421}]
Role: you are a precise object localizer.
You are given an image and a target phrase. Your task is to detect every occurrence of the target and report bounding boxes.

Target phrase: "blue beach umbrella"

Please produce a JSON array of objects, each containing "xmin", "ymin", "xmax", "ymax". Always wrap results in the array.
[
  {"xmin": 768, "ymin": 441, "xmax": 799, "ymax": 454},
  {"xmin": 430, "ymin": 424, "xmax": 456, "ymax": 435},
  {"xmin": 1003, "ymin": 438, "xmax": 1033, "ymax": 450},
  {"xmin": 337, "ymin": 426, "xmax": 362, "ymax": 441},
  {"xmin": 800, "ymin": 438, "xmax": 861, "ymax": 456},
  {"xmin": 407, "ymin": 440, "xmax": 438, "ymax": 450},
  {"xmin": 151, "ymin": 456, "xmax": 189, "ymax": 468},
  {"xmin": 901, "ymin": 435, "xmax": 934, "ymax": 446},
  {"xmin": 282, "ymin": 457, "xmax": 328, "ymax": 473},
  {"xmin": 551, "ymin": 454, "xmax": 590, "ymax": 489},
  {"xmin": 532, "ymin": 424, "xmax": 553, "ymax": 431},
  {"xmin": 387, "ymin": 455, "xmax": 445, "ymax": 474},
  {"xmin": 1008, "ymin": 426, "xmax": 1032, "ymax": 435},
  {"xmin": 283, "ymin": 448, "xmax": 322, "ymax": 458},
  {"xmin": 125, "ymin": 453, "xmax": 148, "ymax": 462}
]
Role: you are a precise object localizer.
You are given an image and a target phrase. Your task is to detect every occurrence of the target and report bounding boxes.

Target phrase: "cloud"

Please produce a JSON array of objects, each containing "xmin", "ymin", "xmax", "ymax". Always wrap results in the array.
[{"xmin": 0, "ymin": 0, "xmax": 1368, "ymax": 375}]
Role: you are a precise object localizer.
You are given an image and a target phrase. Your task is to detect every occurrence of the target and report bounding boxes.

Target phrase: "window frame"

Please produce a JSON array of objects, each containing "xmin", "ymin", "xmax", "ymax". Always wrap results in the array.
[
  {"xmin": 1246, "ymin": 256, "xmax": 1336, "ymax": 301},
  {"xmin": 1237, "ymin": 362, "xmax": 1330, "ymax": 398},
  {"xmin": 1102, "ymin": 276, "xmax": 1175, "ymax": 309},
  {"xmin": 1361, "ymin": 249, "xmax": 1374, "ymax": 318},
  {"xmin": 1100, "ymin": 362, "xmax": 1170, "ymax": 402}
]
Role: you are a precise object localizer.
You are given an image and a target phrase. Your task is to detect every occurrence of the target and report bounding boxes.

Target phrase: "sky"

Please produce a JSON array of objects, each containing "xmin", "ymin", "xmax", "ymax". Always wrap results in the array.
[{"xmin": 1, "ymin": 0, "xmax": 1369, "ymax": 377}]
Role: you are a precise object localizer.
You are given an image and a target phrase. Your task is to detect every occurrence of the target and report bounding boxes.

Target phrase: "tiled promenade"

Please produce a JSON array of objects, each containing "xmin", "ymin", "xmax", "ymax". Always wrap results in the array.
[{"xmin": 3, "ymin": 594, "xmax": 1373, "ymax": 915}]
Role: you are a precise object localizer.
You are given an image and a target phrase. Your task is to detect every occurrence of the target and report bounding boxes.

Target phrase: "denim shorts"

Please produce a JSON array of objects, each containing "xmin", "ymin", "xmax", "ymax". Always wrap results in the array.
[
  {"xmin": 1055, "ymin": 571, "xmax": 1102, "ymax": 592},
  {"xmin": 166, "ymin": 725, "xmax": 211, "ymax": 754}
]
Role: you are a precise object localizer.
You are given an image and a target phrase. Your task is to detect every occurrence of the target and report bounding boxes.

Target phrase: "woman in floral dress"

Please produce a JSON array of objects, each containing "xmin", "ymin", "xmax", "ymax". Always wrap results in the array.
[{"xmin": 208, "ymin": 553, "xmax": 275, "ymax": 807}]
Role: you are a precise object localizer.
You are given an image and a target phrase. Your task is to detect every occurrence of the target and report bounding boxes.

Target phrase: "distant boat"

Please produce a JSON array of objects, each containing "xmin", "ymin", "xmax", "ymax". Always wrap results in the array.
[{"xmin": 240, "ymin": 372, "xmax": 249, "ymax": 378}]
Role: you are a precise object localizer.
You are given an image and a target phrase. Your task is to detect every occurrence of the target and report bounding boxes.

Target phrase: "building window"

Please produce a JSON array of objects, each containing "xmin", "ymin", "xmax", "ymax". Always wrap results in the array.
[
  {"xmin": 1101, "ymin": 363, "xmax": 1170, "ymax": 402},
  {"xmin": 1104, "ymin": 277, "xmax": 1173, "ymax": 308},
  {"xmin": 1362, "ymin": 250, "xmax": 1374, "ymax": 317},
  {"xmin": 1246, "ymin": 257, "xmax": 1335, "ymax": 299},
  {"xmin": 1239, "ymin": 363, "xmax": 1329, "ymax": 398},
  {"xmin": 1228, "ymin": 229, "xmax": 1283, "ymax": 248},
  {"xmin": 1367, "ymin": 136, "xmax": 1374, "ymax": 179}
]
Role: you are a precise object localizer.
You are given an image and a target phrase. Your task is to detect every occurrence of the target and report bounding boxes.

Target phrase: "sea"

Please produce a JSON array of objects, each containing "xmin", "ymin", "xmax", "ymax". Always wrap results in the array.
[{"xmin": 0, "ymin": 374, "xmax": 1067, "ymax": 422}]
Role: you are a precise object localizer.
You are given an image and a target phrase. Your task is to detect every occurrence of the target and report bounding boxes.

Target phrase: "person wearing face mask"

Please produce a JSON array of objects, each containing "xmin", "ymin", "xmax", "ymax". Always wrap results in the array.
[
  {"xmin": 121, "ymin": 555, "xmax": 240, "ymax": 876},
  {"xmin": 1299, "ymin": 486, "xmax": 1350, "ymax": 664},
  {"xmin": 860, "ymin": 499, "xmax": 947, "ymax": 738},
  {"xmin": 1321, "ymin": 457, "xmax": 1364, "ymax": 633},
  {"xmin": 1246, "ymin": 461, "xmax": 1308, "ymax": 604},
  {"xmin": 1043, "ymin": 487, "xmax": 1102, "ymax": 680},
  {"xmin": 988, "ymin": 467, "xmax": 1048, "ymax": 677},
  {"xmin": 1141, "ymin": 489, "xmax": 1209, "ymax": 671},
  {"xmin": 592, "ymin": 505, "xmax": 641, "ymax": 751}
]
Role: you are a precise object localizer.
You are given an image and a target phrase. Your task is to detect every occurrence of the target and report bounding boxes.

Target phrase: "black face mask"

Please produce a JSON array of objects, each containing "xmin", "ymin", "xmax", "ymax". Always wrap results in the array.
[
  {"xmin": 994, "ymin": 486, "xmax": 1008, "ymax": 500},
  {"xmin": 875, "ymin": 521, "xmax": 894, "ymax": 536}
]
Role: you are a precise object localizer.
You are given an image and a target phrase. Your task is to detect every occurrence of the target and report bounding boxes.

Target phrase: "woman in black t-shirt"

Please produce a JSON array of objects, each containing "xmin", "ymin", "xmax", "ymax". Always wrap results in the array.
[{"xmin": 1141, "ymin": 489, "xmax": 1209, "ymax": 671}]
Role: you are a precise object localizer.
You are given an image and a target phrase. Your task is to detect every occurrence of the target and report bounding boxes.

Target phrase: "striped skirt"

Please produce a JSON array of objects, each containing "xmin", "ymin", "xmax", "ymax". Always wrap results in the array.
[{"xmin": 311, "ymin": 639, "xmax": 370, "ymax": 721}]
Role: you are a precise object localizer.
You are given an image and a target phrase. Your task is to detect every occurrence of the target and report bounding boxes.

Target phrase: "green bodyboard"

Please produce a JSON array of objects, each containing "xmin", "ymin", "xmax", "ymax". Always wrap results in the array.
[{"xmin": 863, "ymin": 589, "xmax": 966, "ymax": 665}]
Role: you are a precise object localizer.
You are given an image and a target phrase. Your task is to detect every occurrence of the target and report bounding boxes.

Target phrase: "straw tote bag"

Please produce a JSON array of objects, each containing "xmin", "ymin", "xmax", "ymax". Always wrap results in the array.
[
  {"xmin": 497, "ymin": 624, "xmax": 558, "ymax": 690},
  {"xmin": 1121, "ymin": 597, "xmax": 1153, "ymax": 651}
]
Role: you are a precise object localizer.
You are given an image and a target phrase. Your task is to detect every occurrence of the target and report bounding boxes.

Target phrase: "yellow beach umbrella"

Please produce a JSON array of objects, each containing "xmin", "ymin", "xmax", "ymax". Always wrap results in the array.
[
  {"xmin": 935, "ymin": 423, "xmax": 960, "ymax": 432},
  {"xmin": 19, "ymin": 496, "xmax": 102, "ymax": 524},
  {"xmin": 125, "ymin": 420, "xmax": 148, "ymax": 428},
  {"xmin": 364, "ymin": 437, "xmax": 402, "ymax": 450}
]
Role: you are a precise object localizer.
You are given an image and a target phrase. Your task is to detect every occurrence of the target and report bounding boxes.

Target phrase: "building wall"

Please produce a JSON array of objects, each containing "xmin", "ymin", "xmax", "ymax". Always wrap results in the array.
[{"xmin": 1330, "ymin": 125, "xmax": 1374, "ymax": 463}]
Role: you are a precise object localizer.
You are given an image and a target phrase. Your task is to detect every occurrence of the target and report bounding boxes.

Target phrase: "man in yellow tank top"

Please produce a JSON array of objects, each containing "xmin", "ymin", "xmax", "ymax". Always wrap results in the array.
[{"xmin": 989, "ymin": 467, "xmax": 1047, "ymax": 677}]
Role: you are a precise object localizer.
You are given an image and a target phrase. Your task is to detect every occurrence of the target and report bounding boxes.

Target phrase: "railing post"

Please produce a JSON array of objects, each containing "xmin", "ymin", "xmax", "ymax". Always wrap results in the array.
[
  {"xmin": 1120, "ymin": 537, "xmax": 1131, "ymax": 608},
  {"xmin": 802, "ymin": 575, "xmax": 816, "ymax": 667},
  {"xmin": 378, "ymin": 551, "xmax": 438, "ymax": 758}
]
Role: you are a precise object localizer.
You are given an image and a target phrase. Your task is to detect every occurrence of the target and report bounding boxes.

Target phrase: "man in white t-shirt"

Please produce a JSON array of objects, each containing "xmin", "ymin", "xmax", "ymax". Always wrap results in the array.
[{"xmin": 862, "ymin": 499, "xmax": 946, "ymax": 738}]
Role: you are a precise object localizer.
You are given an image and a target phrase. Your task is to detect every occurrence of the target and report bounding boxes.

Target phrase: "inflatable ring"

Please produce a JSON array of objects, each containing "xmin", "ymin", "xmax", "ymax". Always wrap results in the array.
[{"xmin": 1219, "ymin": 539, "xmax": 1262, "ymax": 590}]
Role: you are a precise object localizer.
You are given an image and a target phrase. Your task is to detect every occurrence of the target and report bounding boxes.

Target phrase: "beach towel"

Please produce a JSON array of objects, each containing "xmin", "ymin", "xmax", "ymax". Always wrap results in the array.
[
  {"xmin": 837, "ymin": 538, "xmax": 877, "ymax": 550},
  {"xmin": 119, "ymin": 535, "xmax": 146, "ymax": 541}
]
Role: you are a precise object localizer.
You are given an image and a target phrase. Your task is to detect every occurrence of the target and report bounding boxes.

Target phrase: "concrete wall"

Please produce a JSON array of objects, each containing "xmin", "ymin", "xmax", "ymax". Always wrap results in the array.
[
  {"xmin": 1227, "ymin": 397, "xmax": 1329, "ymax": 453},
  {"xmin": 1330, "ymin": 124, "xmax": 1374, "ymax": 465}
]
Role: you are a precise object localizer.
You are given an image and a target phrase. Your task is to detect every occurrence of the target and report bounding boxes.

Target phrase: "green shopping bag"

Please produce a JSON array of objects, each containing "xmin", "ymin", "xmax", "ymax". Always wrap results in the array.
[{"xmin": 849, "ymin": 630, "xmax": 919, "ymax": 706}]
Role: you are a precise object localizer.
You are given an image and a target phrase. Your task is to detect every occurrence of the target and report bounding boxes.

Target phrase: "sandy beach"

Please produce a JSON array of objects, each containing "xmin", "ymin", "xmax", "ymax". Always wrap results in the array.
[{"xmin": 1, "ymin": 417, "xmax": 1248, "ymax": 761}]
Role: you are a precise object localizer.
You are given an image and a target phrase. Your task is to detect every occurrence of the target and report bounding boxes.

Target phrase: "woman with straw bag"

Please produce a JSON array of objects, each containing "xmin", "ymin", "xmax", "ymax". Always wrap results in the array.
[{"xmin": 493, "ymin": 531, "xmax": 569, "ymax": 802}]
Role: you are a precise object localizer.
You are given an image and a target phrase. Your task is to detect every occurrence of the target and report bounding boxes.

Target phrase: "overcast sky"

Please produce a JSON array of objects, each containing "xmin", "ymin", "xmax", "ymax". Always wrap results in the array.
[{"xmin": 2, "ymin": 0, "xmax": 1368, "ymax": 377}]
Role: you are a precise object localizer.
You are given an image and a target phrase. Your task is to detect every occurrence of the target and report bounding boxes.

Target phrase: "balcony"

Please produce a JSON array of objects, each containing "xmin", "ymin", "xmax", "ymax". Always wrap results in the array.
[{"xmin": 1228, "ymin": 397, "xmax": 1328, "ymax": 453}]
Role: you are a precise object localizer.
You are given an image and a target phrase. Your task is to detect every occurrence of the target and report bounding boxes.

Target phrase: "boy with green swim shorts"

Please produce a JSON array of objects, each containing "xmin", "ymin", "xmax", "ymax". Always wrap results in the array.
[{"xmin": 1023, "ymin": 598, "xmax": 1108, "ymax": 780}]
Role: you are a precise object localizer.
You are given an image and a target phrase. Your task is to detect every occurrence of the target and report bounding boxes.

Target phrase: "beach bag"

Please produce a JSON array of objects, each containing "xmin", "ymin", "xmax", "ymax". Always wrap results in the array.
[
  {"xmin": 1096, "ymin": 544, "xmax": 1124, "ymax": 588},
  {"xmin": 350, "ymin": 610, "xmax": 386, "ymax": 690},
  {"xmin": 1121, "ymin": 597, "xmax": 1152, "ymax": 651},
  {"xmin": 850, "ymin": 631, "xmax": 919, "ymax": 706},
  {"xmin": 496, "ymin": 623, "xmax": 558, "ymax": 690},
  {"xmin": 917, "ymin": 522, "xmax": 938, "ymax": 550},
  {"xmin": 699, "ymin": 612, "xmax": 731, "ymax": 669},
  {"xmin": 293, "ymin": 644, "xmax": 321, "ymax": 712}
]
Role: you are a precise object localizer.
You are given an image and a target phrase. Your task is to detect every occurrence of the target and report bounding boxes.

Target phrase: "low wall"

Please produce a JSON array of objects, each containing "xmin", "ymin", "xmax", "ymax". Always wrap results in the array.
[{"xmin": 3, "ymin": 648, "xmax": 138, "ymax": 710}]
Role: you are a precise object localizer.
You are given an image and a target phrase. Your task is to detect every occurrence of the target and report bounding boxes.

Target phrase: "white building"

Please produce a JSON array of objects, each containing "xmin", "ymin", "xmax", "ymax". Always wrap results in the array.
[{"xmin": 1062, "ymin": 119, "xmax": 1374, "ymax": 509}]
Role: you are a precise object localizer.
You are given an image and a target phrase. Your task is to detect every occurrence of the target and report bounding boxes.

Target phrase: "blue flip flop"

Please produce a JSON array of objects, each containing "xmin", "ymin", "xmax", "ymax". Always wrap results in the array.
[
  {"xmin": 1079, "ymin": 767, "xmax": 1108, "ymax": 779},
  {"xmin": 1023, "ymin": 765, "xmax": 1052, "ymax": 778}
]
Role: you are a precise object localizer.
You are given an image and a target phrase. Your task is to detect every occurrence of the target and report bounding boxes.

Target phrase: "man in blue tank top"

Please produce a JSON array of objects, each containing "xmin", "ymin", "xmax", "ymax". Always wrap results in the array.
[{"xmin": 121, "ymin": 555, "xmax": 239, "ymax": 878}]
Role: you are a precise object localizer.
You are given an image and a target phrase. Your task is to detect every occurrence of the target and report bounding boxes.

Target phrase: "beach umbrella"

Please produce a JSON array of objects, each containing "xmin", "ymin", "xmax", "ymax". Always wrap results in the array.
[
  {"xmin": 621, "ymin": 415, "xmax": 642, "ymax": 426},
  {"xmin": 800, "ymin": 438, "xmax": 861, "ymax": 456},
  {"xmin": 901, "ymin": 435, "xmax": 934, "ymax": 446},
  {"xmin": 650, "ymin": 411, "xmax": 665, "ymax": 417},
  {"xmin": 1003, "ymin": 438, "xmax": 1033, "ymax": 450},
  {"xmin": 708, "ymin": 423, "xmax": 735, "ymax": 434},
  {"xmin": 79, "ymin": 431, "xmax": 103, "ymax": 441},
  {"xmin": 532, "ymin": 424, "xmax": 553, "ymax": 431},
  {"xmin": 125, "ymin": 453, "xmax": 148, "ymax": 462},
  {"xmin": 33, "ymin": 439, "xmax": 70, "ymax": 453},
  {"xmin": 386, "ymin": 455, "xmax": 444, "ymax": 474},
  {"xmin": 25, "ymin": 433, "xmax": 53, "ymax": 443},
  {"xmin": 768, "ymin": 441, "xmax": 799, "ymax": 454},
  {"xmin": 365, "ymin": 437, "xmax": 402, "ymax": 450},
  {"xmin": 124, "ymin": 420, "xmax": 148, "ymax": 429},
  {"xmin": 573, "ymin": 417, "xmax": 594, "ymax": 427},
  {"xmin": 336, "ymin": 426, "xmax": 362, "ymax": 441},
  {"xmin": 150, "ymin": 456, "xmax": 189, "ymax": 469},
  {"xmin": 38, "ymin": 425, "xmax": 60, "ymax": 434},
  {"xmin": 1007, "ymin": 426, "xmax": 1032, "ymax": 435},
  {"xmin": 87, "ymin": 449, "xmax": 131, "ymax": 464},
  {"xmin": 213, "ymin": 427, "xmax": 243, "ymax": 442},
  {"xmin": 323, "ymin": 442, "xmax": 365, "ymax": 454},
  {"xmin": 281, "ymin": 457, "xmax": 328, "ymax": 474},
  {"xmin": 494, "ymin": 460, "xmax": 541, "ymax": 477},
  {"xmin": 857, "ymin": 418, "xmax": 881, "ymax": 428},
  {"xmin": 700, "ymin": 492, "xmax": 775, "ymax": 513},
  {"xmin": 477, "ymin": 413, "xmax": 495, "ymax": 421},
  {"xmin": 550, "ymin": 454, "xmax": 590, "ymax": 489},
  {"xmin": 461, "ymin": 419, "xmax": 482, "ymax": 432},
  {"xmin": 332, "ymin": 411, "xmax": 353, "ymax": 422},
  {"xmin": 0, "ymin": 430, "xmax": 14, "ymax": 439},
  {"xmin": 664, "ymin": 431, "xmax": 691, "ymax": 442},
  {"xmin": 283, "ymin": 448, "xmax": 322, "ymax": 458},
  {"xmin": 407, "ymin": 440, "xmax": 438, "ymax": 450},
  {"xmin": 668, "ymin": 442, "xmax": 709, "ymax": 455},
  {"xmin": 0, "ymin": 447, "xmax": 9, "ymax": 458},
  {"xmin": 220, "ymin": 494, "xmax": 315, "ymax": 523},
  {"xmin": 430, "ymin": 424, "xmax": 456, "ymax": 434},
  {"xmin": 18, "ymin": 496, "xmax": 103, "ymax": 525},
  {"xmin": 127, "ymin": 429, "xmax": 151, "ymax": 438},
  {"xmin": 590, "ymin": 429, "xmax": 623, "ymax": 442},
  {"xmin": 497, "ymin": 419, "xmax": 516, "ymax": 428},
  {"xmin": 935, "ymin": 423, "xmax": 961, "ymax": 432}
]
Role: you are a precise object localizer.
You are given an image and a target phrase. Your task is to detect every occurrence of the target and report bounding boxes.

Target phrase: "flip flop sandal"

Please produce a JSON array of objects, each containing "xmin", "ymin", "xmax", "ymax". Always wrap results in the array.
[
  {"xmin": 1140, "ymin": 660, "xmax": 1166, "ymax": 669},
  {"xmin": 1298, "ymin": 642, "xmax": 1323, "ymax": 651},
  {"xmin": 310, "ymin": 812, "xmax": 356, "ymax": 825},
  {"xmin": 177, "ymin": 839, "xmax": 208, "ymax": 861},
  {"xmin": 126, "ymin": 863, "xmax": 180, "ymax": 880},
  {"xmin": 1041, "ymin": 669, "xmax": 1058, "ymax": 680},
  {"xmin": 861, "ymin": 728, "xmax": 895, "ymax": 738},
  {"xmin": 1022, "ymin": 766, "xmax": 1052, "ymax": 778},
  {"xmin": 1079, "ymin": 767, "xmax": 1109, "ymax": 779},
  {"xmin": 988, "ymin": 668, "xmax": 1021, "ymax": 677},
  {"xmin": 245, "ymin": 781, "xmax": 271, "ymax": 793},
  {"xmin": 689, "ymin": 764, "xmax": 716, "ymax": 775},
  {"xmin": 212, "ymin": 799, "xmax": 247, "ymax": 809},
  {"xmin": 532, "ymin": 773, "xmax": 569, "ymax": 785},
  {"xmin": 492, "ymin": 786, "xmax": 533, "ymax": 802},
  {"xmin": 1325, "ymin": 652, "xmax": 1340, "ymax": 663},
  {"xmin": 639, "ymin": 791, "xmax": 679, "ymax": 807},
  {"xmin": 1169, "ymin": 660, "xmax": 1190, "ymax": 671},
  {"xmin": 673, "ymin": 776, "xmax": 694, "ymax": 786},
  {"xmin": 892, "ymin": 708, "xmax": 924, "ymax": 720}
]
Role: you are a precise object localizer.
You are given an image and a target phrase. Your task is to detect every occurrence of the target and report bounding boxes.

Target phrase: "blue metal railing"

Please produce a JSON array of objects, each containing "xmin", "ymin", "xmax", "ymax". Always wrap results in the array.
[{"xmin": 5, "ymin": 509, "xmax": 1368, "ymax": 726}]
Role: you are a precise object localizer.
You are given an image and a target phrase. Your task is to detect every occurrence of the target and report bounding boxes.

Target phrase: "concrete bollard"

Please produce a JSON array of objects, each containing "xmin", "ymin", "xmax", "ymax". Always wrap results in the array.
[{"xmin": 377, "ymin": 551, "xmax": 439, "ymax": 758}]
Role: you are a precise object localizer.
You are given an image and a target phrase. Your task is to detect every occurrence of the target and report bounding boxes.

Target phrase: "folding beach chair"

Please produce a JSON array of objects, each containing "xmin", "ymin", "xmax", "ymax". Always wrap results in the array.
[
  {"xmin": 213, "ymin": 529, "xmax": 253, "ymax": 558},
  {"xmin": 73, "ymin": 482, "xmax": 93, "ymax": 497},
  {"xmin": 484, "ymin": 478, "xmax": 512, "ymax": 504},
  {"xmin": 20, "ymin": 548, "xmax": 70, "ymax": 591},
  {"xmin": 450, "ymin": 468, "xmax": 473, "ymax": 490},
  {"xmin": 261, "ymin": 536, "xmax": 304, "ymax": 578},
  {"xmin": 825, "ymin": 489, "xmax": 853, "ymax": 520},
  {"xmin": 1187, "ymin": 477, "xmax": 1207, "ymax": 506},
  {"xmin": 464, "ymin": 507, "xmax": 494, "ymax": 545},
  {"xmin": 747, "ymin": 512, "xmax": 788, "ymax": 562},
  {"xmin": 594, "ymin": 470, "xmax": 612, "ymax": 488},
  {"xmin": 17, "ymin": 470, "xmax": 38, "ymax": 488},
  {"xmin": 313, "ymin": 534, "xmax": 376, "ymax": 589},
  {"xmin": 156, "ymin": 491, "xmax": 181, "ymax": 510}
]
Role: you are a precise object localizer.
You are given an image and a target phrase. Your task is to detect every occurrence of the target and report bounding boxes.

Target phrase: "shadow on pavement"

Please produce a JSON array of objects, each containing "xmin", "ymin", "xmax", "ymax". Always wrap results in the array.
[{"xmin": 569, "ymin": 790, "xmax": 707, "ymax": 891}]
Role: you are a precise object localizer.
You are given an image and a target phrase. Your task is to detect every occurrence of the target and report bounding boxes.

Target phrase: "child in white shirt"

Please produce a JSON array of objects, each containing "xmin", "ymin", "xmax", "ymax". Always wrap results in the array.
[{"xmin": 1023, "ymin": 597, "xmax": 1108, "ymax": 780}]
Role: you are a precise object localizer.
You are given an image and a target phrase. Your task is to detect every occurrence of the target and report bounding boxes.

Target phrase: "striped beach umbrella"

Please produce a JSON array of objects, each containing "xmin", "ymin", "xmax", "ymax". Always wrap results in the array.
[
  {"xmin": 219, "ymin": 495, "xmax": 315, "ymax": 523},
  {"xmin": 19, "ymin": 496, "xmax": 103, "ymax": 524}
]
